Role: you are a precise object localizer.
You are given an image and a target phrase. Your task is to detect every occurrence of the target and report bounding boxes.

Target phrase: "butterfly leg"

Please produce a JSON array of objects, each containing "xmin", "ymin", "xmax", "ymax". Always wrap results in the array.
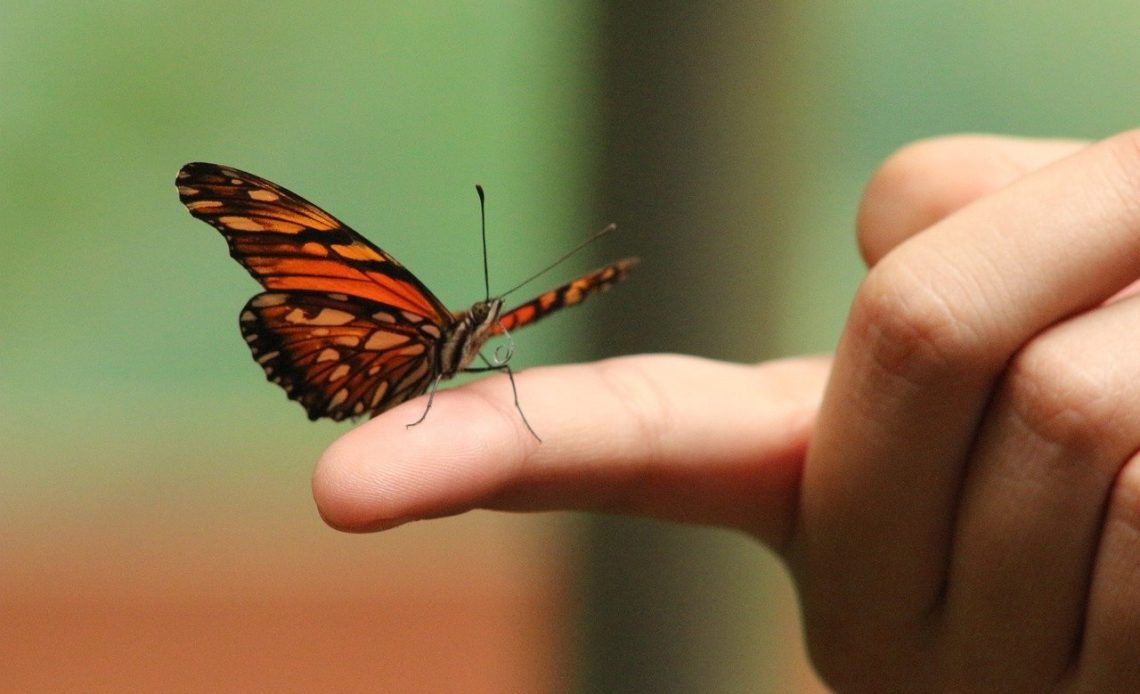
[
  {"xmin": 504, "ymin": 363, "xmax": 541, "ymax": 443},
  {"xmin": 405, "ymin": 366, "xmax": 540, "ymax": 442},
  {"xmin": 406, "ymin": 376, "xmax": 444, "ymax": 429},
  {"xmin": 467, "ymin": 355, "xmax": 541, "ymax": 443}
]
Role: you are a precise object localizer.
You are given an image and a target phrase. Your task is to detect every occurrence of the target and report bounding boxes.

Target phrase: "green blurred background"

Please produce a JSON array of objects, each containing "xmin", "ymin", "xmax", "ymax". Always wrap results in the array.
[{"xmin": 4, "ymin": 2, "xmax": 1140, "ymax": 691}]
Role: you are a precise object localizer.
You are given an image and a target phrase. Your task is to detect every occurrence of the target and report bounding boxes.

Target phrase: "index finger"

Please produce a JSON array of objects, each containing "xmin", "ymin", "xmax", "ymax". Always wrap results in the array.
[{"xmin": 313, "ymin": 353, "xmax": 829, "ymax": 545}]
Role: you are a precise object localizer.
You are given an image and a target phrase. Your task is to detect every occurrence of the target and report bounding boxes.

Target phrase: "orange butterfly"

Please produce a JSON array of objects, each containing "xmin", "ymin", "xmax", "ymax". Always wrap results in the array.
[{"xmin": 176, "ymin": 162, "xmax": 636, "ymax": 431}]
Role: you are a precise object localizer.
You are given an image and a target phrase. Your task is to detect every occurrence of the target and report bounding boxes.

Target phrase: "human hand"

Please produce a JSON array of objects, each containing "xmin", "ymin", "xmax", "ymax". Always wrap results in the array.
[
  {"xmin": 796, "ymin": 131, "xmax": 1140, "ymax": 691},
  {"xmin": 313, "ymin": 131, "xmax": 1140, "ymax": 691}
]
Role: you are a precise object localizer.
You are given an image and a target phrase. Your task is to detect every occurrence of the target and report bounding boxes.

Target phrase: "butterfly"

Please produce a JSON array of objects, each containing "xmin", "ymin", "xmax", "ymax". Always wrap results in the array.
[{"xmin": 176, "ymin": 162, "xmax": 637, "ymax": 432}]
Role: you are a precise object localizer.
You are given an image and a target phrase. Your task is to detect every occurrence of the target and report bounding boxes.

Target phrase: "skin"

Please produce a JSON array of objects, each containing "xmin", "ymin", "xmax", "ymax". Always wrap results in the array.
[{"xmin": 313, "ymin": 131, "xmax": 1140, "ymax": 691}]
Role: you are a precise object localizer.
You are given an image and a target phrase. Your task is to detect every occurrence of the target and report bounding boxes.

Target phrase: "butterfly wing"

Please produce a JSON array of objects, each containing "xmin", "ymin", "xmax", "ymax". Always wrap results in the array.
[
  {"xmin": 177, "ymin": 162, "xmax": 452, "ymax": 322},
  {"xmin": 240, "ymin": 291, "xmax": 443, "ymax": 421},
  {"xmin": 493, "ymin": 257, "xmax": 639, "ymax": 334}
]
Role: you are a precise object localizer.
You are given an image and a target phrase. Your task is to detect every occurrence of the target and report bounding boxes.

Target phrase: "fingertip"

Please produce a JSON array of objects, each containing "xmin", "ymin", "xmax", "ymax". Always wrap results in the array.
[
  {"xmin": 311, "ymin": 433, "xmax": 388, "ymax": 532},
  {"xmin": 312, "ymin": 390, "xmax": 532, "ymax": 532}
]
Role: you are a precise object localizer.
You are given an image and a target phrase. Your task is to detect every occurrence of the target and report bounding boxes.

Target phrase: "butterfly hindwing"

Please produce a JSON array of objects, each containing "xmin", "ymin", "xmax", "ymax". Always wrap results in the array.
[
  {"xmin": 240, "ymin": 291, "xmax": 441, "ymax": 421},
  {"xmin": 177, "ymin": 162, "xmax": 451, "ymax": 321},
  {"xmin": 494, "ymin": 257, "xmax": 639, "ymax": 334}
]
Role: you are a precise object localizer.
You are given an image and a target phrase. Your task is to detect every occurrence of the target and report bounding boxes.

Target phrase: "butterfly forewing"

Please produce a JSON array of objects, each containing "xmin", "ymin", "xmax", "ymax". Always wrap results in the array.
[
  {"xmin": 177, "ymin": 162, "xmax": 451, "ymax": 321},
  {"xmin": 240, "ymin": 291, "xmax": 440, "ymax": 421}
]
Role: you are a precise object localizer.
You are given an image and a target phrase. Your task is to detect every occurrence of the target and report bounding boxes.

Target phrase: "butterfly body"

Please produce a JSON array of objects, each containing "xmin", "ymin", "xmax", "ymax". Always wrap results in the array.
[{"xmin": 177, "ymin": 162, "xmax": 636, "ymax": 422}]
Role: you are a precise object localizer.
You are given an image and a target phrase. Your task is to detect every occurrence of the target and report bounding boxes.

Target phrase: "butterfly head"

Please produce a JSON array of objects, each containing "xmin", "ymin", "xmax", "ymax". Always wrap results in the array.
[{"xmin": 439, "ymin": 297, "xmax": 505, "ymax": 376}]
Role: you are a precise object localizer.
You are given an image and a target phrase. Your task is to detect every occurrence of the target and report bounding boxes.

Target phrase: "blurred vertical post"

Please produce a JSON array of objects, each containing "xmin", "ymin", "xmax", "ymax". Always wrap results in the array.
[{"xmin": 576, "ymin": 2, "xmax": 816, "ymax": 693}]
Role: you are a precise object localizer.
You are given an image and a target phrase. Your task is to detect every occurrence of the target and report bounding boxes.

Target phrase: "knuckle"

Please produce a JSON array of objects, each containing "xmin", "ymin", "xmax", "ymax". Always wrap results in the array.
[
  {"xmin": 1001, "ymin": 336, "xmax": 1123, "ymax": 456},
  {"xmin": 851, "ymin": 259, "xmax": 988, "ymax": 386}
]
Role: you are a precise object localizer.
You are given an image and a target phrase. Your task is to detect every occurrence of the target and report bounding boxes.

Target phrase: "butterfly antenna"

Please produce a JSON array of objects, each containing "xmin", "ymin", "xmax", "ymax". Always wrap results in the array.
[
  {"xmin": 500, "ymin": 222, "xmax": 618, "ymax": 298},
  {"xmin": 476, "ymin": 184, "xmax": 490, "ymax": 301}
]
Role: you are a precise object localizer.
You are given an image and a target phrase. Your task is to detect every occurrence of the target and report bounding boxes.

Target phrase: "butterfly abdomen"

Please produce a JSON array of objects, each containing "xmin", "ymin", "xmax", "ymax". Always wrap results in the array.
[{"xmin": 494, "ymin": 257, "xmax": 639, "ymax": 334}]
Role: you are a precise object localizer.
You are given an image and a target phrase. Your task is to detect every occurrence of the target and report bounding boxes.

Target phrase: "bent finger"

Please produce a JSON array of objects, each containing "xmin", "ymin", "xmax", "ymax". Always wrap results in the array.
[
  {"xmin": 943, "ymin": 291, "xmax": 1140, "ymax": 684},
  {"xmin": 857, "ymin": 135, "xmax": 1087, "ymax": 264}
]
